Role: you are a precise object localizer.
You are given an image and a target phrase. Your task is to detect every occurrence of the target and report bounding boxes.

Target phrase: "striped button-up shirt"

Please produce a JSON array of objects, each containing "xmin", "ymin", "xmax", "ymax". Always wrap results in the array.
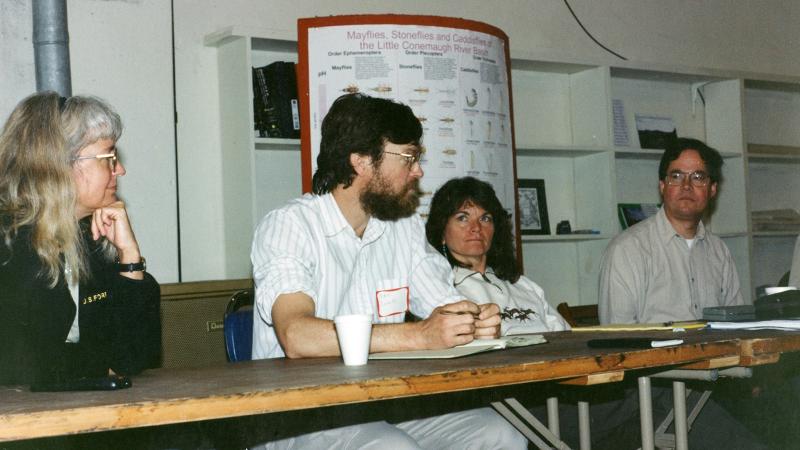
[{"xmin": 251, "ymin": 193, "xmax": 463, "ymax": 359}]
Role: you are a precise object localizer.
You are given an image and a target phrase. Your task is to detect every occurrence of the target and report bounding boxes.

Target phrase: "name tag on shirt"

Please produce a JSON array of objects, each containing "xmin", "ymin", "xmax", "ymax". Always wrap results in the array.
[{"xmin": 376, "ymin": 286, "xmax": 409, "ymax": 317}]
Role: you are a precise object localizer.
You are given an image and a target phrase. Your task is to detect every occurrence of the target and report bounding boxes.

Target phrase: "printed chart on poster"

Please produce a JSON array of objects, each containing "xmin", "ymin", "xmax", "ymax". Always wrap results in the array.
[{"xmin": 299, "ymin": 16, "xmax": 517, "ymax": 220}]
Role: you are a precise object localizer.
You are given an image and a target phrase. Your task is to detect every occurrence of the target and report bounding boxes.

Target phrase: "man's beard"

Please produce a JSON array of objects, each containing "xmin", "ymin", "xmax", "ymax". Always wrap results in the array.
[{"xmin": 360, "ymin": 172, "xmax": 422, "ymax": 221}]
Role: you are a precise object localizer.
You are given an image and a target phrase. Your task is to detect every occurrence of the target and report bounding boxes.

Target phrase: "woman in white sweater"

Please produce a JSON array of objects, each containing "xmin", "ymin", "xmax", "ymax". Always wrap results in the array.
[{"xmin": 426, "ymin": 176, "xmax": 569, "ymax": 335}]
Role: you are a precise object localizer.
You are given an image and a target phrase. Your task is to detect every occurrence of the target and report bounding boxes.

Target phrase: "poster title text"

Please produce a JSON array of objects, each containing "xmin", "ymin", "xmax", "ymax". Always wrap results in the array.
[{"xmin": 339, "ymin": 29, "xmax": 494, "ymax": 57}]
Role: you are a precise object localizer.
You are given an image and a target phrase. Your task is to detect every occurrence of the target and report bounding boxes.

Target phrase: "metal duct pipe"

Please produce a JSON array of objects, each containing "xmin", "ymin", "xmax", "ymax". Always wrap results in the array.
[{"xmin": 33, "ymin": 0, "xmax": 71, "ymax": 96}]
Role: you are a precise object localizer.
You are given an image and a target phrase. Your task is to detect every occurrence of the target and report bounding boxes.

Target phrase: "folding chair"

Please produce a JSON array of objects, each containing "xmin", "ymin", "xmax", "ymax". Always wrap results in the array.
[{"xmin": 224, "ymin": 289, "xmax": 254, "ymax": 362}]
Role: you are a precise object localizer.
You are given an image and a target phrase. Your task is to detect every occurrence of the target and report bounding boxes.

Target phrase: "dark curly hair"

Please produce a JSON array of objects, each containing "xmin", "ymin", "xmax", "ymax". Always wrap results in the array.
[
  {"xmin": 426, "ymin": 177, "xmax": 520, "ymax": 283},
  {"xmin": 658, "ymin": 137, "xmax": 723, "ymax": 184},
  {"xmin": 311, "ymin": 93, "xmax": 422, "ymax": 194}
]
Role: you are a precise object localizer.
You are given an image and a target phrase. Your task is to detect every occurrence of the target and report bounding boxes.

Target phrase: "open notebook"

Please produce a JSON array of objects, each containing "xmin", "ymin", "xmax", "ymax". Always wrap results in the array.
[{"xmin": 368, "ymin": 334, "xmax": 547, "ymax": 360}]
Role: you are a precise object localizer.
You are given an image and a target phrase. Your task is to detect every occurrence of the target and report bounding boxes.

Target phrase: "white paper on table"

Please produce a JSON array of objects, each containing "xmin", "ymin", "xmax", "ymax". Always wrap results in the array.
[
  {"xmin": 369, "ymin": 334, "xmax": 546, "ymax": 360},
  {"xmin": 707, "ymin": 320, "xmax": 800, "ymax": 331}
]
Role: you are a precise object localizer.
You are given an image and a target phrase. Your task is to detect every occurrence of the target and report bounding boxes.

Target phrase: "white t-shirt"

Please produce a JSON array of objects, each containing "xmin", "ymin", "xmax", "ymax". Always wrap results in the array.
[
  {"xmin": 250, "ymin": 193, "xmax": 463, "ymax": 359},
  {"xmin": 65, "ymin": 264, "xmax": 80, "ymax": 343}
]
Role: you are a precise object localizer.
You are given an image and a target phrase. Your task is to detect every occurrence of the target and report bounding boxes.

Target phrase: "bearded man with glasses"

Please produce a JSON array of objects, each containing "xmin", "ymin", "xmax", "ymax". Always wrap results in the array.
[{"xmin": 247, "ymin": 93, "xmax": 524, "ymax": 449}]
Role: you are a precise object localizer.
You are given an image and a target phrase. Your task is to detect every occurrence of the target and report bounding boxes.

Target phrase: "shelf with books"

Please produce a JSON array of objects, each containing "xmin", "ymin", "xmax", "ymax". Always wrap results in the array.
[{"xmin": 207, "ymin": 31, "xmax": 301, "ymax": 276}]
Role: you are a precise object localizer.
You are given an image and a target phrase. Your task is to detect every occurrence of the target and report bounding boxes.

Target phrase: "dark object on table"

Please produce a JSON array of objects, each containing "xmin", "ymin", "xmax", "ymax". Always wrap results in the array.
[
  {"xmin": 703, "ymin": 290, "xmax": 800, "ymax": 321},
  {"xmin": 30, "ymin": 374, "xmax": 132, "ymax": 392},
  {"xmin": 703, "ymin": 305, "xmax": 756, "ymax": 321},
  {"xmin": 587, "ymin": 338, "xmax": 682, "ymax": 349},
  {"xmin": 754, "ymin": 289, "xmax": 800, "ymax": 320}
]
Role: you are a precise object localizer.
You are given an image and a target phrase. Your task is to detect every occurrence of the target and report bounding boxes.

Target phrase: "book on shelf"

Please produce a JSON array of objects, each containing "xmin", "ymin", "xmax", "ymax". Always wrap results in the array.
[
  {"xmin": 634, "ymin": 115, "xmax": 676, "ymax": 150},
  {"xmin": 748, "ymin": 144, "xmax": 800, "ymax": 156},
  {"xmin": 751, "ymin": 208, "xmax": 800, "ymax": 232},
  {"xmin": 252, "ymin": 61, "xmax": 300, "ymax": 139},
  {"xmin": 252, "ymin": 67, "xmax": 274, "ymax": 137}
]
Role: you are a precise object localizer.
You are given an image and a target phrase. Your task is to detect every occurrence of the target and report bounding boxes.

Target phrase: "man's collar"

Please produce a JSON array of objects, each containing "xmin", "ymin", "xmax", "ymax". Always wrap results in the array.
[
  {"xmin": 319, "ymin": 193, "xmax": 352, "ymax": 237},
  {"xmin": 320, "ymin": 193, "xmax": 387, "ymax": 241},
  {"xmin": 655, "ymin": 207, "xmax": 706, "ymax": 244}
]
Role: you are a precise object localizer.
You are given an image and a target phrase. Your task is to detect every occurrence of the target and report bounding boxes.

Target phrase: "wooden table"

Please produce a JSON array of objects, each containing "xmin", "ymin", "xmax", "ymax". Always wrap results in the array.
[{"xmin": 1, "ymin": 329, "xmax": 798, "ymax": 443}]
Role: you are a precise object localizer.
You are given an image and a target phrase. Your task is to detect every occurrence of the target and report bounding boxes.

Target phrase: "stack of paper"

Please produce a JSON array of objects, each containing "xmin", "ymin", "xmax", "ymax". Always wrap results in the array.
[{"xmin": 707, "ymin": 320, "xmax": 800, "ymax": 331}]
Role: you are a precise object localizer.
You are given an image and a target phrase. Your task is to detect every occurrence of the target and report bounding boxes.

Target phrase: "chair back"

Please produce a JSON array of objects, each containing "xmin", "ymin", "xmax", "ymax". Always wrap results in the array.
[
  {"xmin": 224, "ymin": 290, "xmax": 254, "ymax": 362},
  {"xmin": 778, "ymin": 270, "xmax": 791, "ymax": 287},
  {"xmin": 556, "ymin": 302, "xmax": 599, "ymax": 328}
]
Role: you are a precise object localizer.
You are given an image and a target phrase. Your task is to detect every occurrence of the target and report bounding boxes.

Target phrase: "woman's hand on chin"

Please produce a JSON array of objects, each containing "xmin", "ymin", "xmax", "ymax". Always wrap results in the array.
[{"xmin": 91, "ymin": 200, "xmax": 140, "ymax": 259}]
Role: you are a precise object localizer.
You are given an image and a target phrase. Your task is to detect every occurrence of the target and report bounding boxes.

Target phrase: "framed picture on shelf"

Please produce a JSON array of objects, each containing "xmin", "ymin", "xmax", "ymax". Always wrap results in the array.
[{"xmin": 517, "ymin": 179, "xmax": 550, "ymax": 235}]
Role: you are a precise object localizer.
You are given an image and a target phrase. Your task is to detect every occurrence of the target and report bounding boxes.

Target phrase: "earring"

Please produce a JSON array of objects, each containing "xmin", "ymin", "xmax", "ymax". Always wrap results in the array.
[{"xmin": 441, "ymin": 243, "xmax": 447, "ymax": 254}]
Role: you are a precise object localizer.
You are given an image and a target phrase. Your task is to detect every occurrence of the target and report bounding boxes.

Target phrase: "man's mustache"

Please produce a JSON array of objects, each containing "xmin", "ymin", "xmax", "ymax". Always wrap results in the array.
[{"xmin": 407, "ymin": 179, "xmax": 423, "ymax": 198}]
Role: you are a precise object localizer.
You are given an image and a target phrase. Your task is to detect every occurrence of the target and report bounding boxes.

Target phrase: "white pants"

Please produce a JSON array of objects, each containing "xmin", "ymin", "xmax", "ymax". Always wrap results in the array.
[{"xmin": 254, "ymin": 407, "xmax": 526, "ymax": 450}]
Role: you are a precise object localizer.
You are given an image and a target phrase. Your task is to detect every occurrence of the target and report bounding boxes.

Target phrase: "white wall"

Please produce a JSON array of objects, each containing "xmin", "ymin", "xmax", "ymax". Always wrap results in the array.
[
  {"xmin": 173, "ymin": 0, "xmax": 800, "ymax": 281},
  {"xmin": 2, "ymin": 0, "xmax": 799, "ymax": 282},
  {"xmin": 0, "ymin": 0, "xmax": 178, "ymax": 282}
]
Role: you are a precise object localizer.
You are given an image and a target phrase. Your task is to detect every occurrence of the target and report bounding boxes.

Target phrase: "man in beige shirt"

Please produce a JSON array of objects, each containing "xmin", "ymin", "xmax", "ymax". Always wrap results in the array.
[
  {"xmin": 599, "ymin": 138, "xmax": 746, "ymax": 324},
  {"xmin": 592, "ymin": 138, "xmax": 765, "ymax": 450}
]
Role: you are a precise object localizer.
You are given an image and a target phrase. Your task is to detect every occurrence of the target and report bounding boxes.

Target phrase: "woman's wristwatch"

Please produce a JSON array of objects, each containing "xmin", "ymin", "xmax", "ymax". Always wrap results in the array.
[{"xmin": 116, "ymin": 257, "xmax": 146, "ymax": 272}]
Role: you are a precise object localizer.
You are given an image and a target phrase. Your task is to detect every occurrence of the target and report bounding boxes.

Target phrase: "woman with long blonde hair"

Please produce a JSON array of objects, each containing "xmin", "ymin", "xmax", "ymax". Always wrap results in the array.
[{"xmin": 0, "ymin": 92, "xmax": 160, "ymax": 388}]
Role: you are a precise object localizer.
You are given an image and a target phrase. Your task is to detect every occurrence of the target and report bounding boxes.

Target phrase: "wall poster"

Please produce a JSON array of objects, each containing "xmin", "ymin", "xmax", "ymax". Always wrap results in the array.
[{"xmin": 298, "ymin": 15, "xmax": 518, "ymax": 231}]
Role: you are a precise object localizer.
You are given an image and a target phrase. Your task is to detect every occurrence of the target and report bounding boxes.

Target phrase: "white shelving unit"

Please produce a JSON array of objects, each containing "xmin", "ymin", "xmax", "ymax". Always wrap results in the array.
[
  {"xmin": 744, "ymin": 81, "xmax": 800, "ymax": 290},
  {"xmin": 510, "ymin": 62, "xmax": 614, "ymax": 306},
  {"xmin": 206, "ymin": 27, "xmax": 800, "ymax": 305},
  {"xmin": 207, "ymin": 31, "xmax": 301, "ymax": 276}
]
